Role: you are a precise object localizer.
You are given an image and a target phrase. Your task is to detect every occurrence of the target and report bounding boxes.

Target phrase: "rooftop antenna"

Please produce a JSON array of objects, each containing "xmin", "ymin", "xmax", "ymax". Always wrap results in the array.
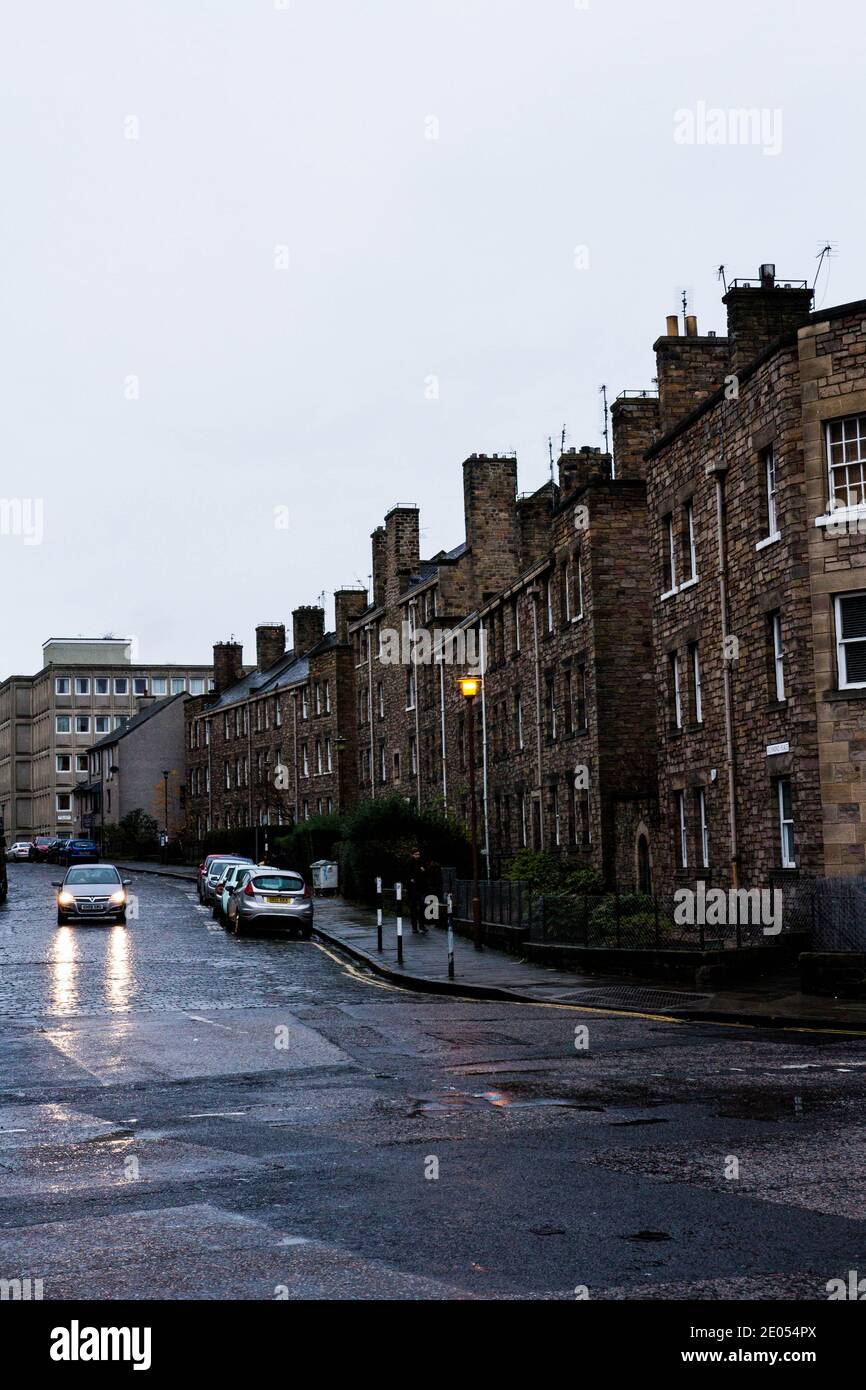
[
  {"xmin": 813, "ymin": 242, "xmax": 837, "ymax": 300},
  {"xmin": 717, "ymin": 264, "xmax": 727, "ymax": 293},
  {"xmin": 548, "ymin": 435, "xmax": 555, "ymax": 507},
  {"xmin": 681, "ymin": 287, "xmax": 688, "ymax": 321},
  {"xmin": 599, "ymin": 384, "xmax": 609, "ymax": 456},
  {"xmin": 561, "ymin": 423, "xmax": 567, "ymax": 456}
]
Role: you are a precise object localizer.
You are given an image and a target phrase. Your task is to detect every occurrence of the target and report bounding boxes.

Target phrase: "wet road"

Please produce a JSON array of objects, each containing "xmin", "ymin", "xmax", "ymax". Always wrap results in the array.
[{"xmin": 2, "ymin": 862, "xmax": 866, "ymax": 1300}]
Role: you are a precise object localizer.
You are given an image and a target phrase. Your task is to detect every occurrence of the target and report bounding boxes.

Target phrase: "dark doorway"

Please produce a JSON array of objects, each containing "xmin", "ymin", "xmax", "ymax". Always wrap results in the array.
[{"xmin": 637, "ymin": 834, "xmax": 652, "ymax": 895}]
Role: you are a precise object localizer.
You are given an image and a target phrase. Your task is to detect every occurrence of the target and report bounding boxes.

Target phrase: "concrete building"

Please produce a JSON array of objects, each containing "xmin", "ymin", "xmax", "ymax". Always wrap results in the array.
[
  {"xmin": 77, "ymin": 693, "xmax": 191, "ymax": 843},
  {"xmin": 0, "ymin": 638, "xmax": 212, "ymax": 841}
]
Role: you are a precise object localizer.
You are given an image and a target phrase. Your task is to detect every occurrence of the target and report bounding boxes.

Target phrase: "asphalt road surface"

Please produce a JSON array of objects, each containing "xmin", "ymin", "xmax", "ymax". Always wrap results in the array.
[{"xmin": 1, "ymin": 863, "xmax": 865, "ymax": 1300}]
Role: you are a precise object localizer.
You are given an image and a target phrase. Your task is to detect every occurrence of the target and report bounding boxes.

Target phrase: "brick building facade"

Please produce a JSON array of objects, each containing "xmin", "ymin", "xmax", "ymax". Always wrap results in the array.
[
  {"xmin": 184, "ymin": 594, "xmax": 366, "ymax": 837},
  {"xmin": 184, "ymin": 262, "xmax": 866, "ymax": 896}
]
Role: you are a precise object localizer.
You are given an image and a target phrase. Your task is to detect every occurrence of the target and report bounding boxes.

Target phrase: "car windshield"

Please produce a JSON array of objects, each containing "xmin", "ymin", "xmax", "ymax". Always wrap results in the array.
[
  {"xmin": 66, "ymin": 867, "xmax": 120, "ymax": 884},
  {"xmin": 251, "ymin": 874, "xmax": 304, "ymax": 893}
]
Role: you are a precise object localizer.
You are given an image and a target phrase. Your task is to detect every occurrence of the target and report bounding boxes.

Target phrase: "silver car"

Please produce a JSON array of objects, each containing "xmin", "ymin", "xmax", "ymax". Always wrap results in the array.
[
  {"xmin": 201, "ymin": 856, "xmax": 253, "ymax": 908},
  {"xmin": 7, "ymin": 841, "xmax": 33, "ymax": 861},
  {"xmin": 213, "ymin": 861, "xmax": 250, "ymax": 922},
  {"xmin": 226, "ymin": 867, "xmax": 313, "ymax": 938},
  {"xmin": 54, "ymin": 864, "xmax": 131, "ymax": 924}
]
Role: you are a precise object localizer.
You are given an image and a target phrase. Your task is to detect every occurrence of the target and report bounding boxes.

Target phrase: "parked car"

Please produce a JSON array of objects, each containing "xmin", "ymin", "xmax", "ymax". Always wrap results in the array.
[
  {"xmin": 48, "ymin": 838, "xmax": 73, "ymax": 864},
  {"xmin": 7, "ymin": 841, "xmax": 33, "ymax": 862},
  {"xmin": 60, "ymin": 839, "xmax": 99, "ymax": 866},
  {"xmin": 201, "ymin": 856, "xmax": 254, "ymax": 908},
  {"xmin": 54, "ymin": 864, "xmax": 131, "ymax": 924},
  {"xmin": 197, "ymin": 852, "xmax": 252, "ymax": 902},
  {"xmin": 213, "ymin": 862, "xmax": 251, "ymax": 922},
  {"xmin": 226, "ymin": 867, "xmax": 313, "ymax": 938},
  {"xmin": 29, "ymin": 835, "xmax": 59, "ymax": 862}
]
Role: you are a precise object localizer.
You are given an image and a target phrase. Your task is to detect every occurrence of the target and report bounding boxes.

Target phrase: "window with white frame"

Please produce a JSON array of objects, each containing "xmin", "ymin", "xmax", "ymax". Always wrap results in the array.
[
  {"xmin": 516, "ymin": 692, "xmax": 524, "ymax": 749},
  {"xmin": 56, "ymin": 793, "xmax": 72, "ymax": 813},
  {"xmin": 676, "ymin": 790, "xmax": 688, "ymax": 868},
  {"xmin": 682, "ymin": 499, "xmax": 697, "ymax": 583},
  {"xmin": 171, "ymin": 678, "xmax": 186, "ymax": 695},
  {"xmin": 302, "ymin": 687, "xmax": 309, "ymax": 718},
  {"xmin": 763, "ymin": 445, "xmax": 779, "ymax": 539},
  {"xmin": 75, "ymin": 677, "xmax": 90, "ymax": 696},
  {"xmin": 133, "ymin": 678, "xmax": 147, "ymax": 696},
  {"xmin": 190, "ymin": 677, "xmax": 205, "ymax": 695},
  {"xmin": 95, "ymin": 677, "xmax": 109, "ymax": 695},
  {"xmin": 690, "ymin": 642, "xmax": 703, "ymax": 723},
  {"xmin": 777, "ymin": 777, "xmax": 796, "ymax": 868},
  {"xmin": 563, "ymin": 560, "xmax": 571, "ymax": 622},
  {"xmin": 95, "ymin": 716, "xmax": 109, "ymax": 733},
  {"xmin": 513, "ymin": 598, "xmax": 521, "ymax": 652},
  {"xmin": 56, "ymin": 754, "xmax": 71, "ymax": 773},
  {"xmin": 826, "ymin": 414, "xmax": 866, "ymax": 510},
  {"xmin": 56, "ymin": 715, "xmax": 71, "ymax": 734},
  {"xmin": 835, "ymin": 592, "xmax": 866, "ymax": 689},
  {"xmin": 76, "ymin": 754, "xmax": 88, "ymax": 773},
  {"xmin": 409, "ymin": 734, "xmax": 417, "ymax": 775},
  {"xmin": 151, "ymin": 677, "xmax": 167, "ymax": 695},
  {"xmin": 662, "ymin": 513, "xmax": 677, "ymax": 594},
  {"xmin": 324, "ymin": 680, "xmax": 331, "ymax": 712},
  {"xmin": 315, "ymin": 683, "xmax": 321, "ymax": 715},
  {"xmin": 114, "ymin": 678, "xmax": 128, "ymax": 696},
  {"xmin": 670, "ymin": 652, "xmax": 682, "ymax": 728},
  {"xmin": 406, "ymin": 668, "xmax": 416, "ymax": 710},
  {"xmin": 574, "ymin": 553, "xmax": 584, "ymax": 618},
  {"xmin": 315, "ymin": 738, "xmax": 322, "ymax": 774},
  {"xmin": 696, "ymin": 787, "xmax": 709, "ymax": 868},
  {"xmin": 377, "ymin": 681, "xmax": 384, "ymax": 719},
  {"xmin": 770, "ymin": 611, "xmax": 786, "ymax": 700},
  {"xmin": 75, "ymin": 715, "xmax": 90, "ymax": 735},
  {"xmin": 224, "ymin": 761, "xmax": 230, "ymax": 789},
  {"xmin": 326, "ymin": 736, "xmax": 332, "ymax": 771},
  {"xmin": 55, "ymin": 677, "xmax": 70, "ymax": 695},
  {"xmin": 545, "ymin": 575, "xmax": 554, "ymax": 632},
  {"xmin": 302, "ymin": 743, "xmax": 309, "ymax": 776}
]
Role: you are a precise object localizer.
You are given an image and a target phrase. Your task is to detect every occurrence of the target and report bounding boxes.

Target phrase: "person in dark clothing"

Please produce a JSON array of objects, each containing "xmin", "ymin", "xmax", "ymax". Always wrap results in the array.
[{"xmin": 407, "ymin": 847, "xmax": 426, "ymax": 933}]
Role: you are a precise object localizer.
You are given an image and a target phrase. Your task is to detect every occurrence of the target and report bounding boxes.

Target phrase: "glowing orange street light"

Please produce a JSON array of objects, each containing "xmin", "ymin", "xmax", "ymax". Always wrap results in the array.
[{"xmin": 458, "ymin": 674, "xmax": 483, "ymax": 950}]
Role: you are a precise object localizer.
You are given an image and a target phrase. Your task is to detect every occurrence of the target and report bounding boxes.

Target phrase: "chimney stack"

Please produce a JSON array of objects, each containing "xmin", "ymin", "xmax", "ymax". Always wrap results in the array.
[
  {"xmin": 292, "ymin": 606, "xmax": 325, "ymax": 656},
  {"xmin": 654, "ymin": 315, "xmax": 729, "ymax": 433},
  {"xmin": 611, "ymin": 397, "xmax": 661, "ymax": 480},
  {"xmin": 255, "ymin": 622, "xmax": 286, "ymax": 672},
  {"xmin": 334, "ymin": 588, "xmax": 368, "ymax": 643},
  {"xmin": 384, "ymin": 505, "xmax": 420, "ymax": 604},
  {"xmin": 371, "ymin": 526, "xmax": 386, "ymax": 607},
  {"xmin": 462, "ymin": 453, "xmax": 520, "ymax": 606},
  {"xmin": 722, "ymin": 264, "xmax": 814, "ymax": 376},
  {"xmin": 557, "ymin": 445, "xmax": 612, "ymax": 496},
  {"xmin": 212, "ymin": 641, "xmax": 243, "ymax": 695}
]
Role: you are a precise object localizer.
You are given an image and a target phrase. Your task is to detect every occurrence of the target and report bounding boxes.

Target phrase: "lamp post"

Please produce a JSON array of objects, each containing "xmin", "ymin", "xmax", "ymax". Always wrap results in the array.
[
  {"xmin": 458, "ymin": 675, "xmax": 483, "ymax": 951},
  {"xmin": 162, "ymin": 770, "xmax": 170, "ymax": 861}
]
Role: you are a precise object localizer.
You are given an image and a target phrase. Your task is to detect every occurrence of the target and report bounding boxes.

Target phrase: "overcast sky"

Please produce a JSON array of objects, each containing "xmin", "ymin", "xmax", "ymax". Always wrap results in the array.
[{"xmin": 2, "ymin": 0, "xmax": 863, "ymax": 676}]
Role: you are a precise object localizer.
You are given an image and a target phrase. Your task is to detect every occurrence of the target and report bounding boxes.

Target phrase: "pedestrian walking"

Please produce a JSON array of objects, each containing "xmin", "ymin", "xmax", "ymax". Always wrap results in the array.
[{"xmin": 407, "ymin": 847, "xmax": 427, "ymax": 933}]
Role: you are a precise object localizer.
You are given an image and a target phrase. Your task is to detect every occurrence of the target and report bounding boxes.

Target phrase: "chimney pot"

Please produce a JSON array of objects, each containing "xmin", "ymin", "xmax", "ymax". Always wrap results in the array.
[
  {"xmin": 760, "ymin": 263, "xmax": 776, "ymax": 289},
  {"xmin": 666, "ymin": 315, "xmax": 679, "ymax": 337},
  {"xmin": 685, "ymin": 315, "xmax": 698, "ymax": 337}
]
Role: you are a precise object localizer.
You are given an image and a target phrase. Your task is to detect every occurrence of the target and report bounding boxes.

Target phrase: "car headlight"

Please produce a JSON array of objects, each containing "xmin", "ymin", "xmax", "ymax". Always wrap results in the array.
[
  {"xmin": 109, "ymin": 890, "xmax": 126, "ymax": 905},
  {"xmin": 58, "ymin": 891, "xmax": 75, "ymax": 906}
]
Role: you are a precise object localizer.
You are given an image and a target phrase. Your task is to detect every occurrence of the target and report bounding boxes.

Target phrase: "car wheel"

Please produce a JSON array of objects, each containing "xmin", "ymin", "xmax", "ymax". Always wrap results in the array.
[
  {"xmin": 233, "ymin": 915, "xmax": 244, "ymax": 937},
  {"xmin": 57, "ymin": 911, "xmax": 66, "ymax": 925},
  {"xmin": 116, "ymin": 910, "xmax": 127, "ymax": 925},
  {"xmin": 212, "ymin": 902, "xmax": 220, "ymax": 920},
  {"xmin": 300, "ymin": 927, "xmax": 312, "ymax": 940}
]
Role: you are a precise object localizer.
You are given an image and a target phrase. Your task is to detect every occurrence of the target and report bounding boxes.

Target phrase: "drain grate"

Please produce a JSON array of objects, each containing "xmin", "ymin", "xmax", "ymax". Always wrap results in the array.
[{"xmin": 566, "ymin": 986, "xmax": 710, "ymax": 1012}]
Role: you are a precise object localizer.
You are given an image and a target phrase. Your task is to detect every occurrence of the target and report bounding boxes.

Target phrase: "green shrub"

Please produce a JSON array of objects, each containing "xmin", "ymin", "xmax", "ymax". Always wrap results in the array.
[
  {"xmin": 339, "ymin": 795, "xmax": 471, "ymax": 902},
  {"xmin": 504, "ymin": 850, "xmax": 603, "ymax": 896}
]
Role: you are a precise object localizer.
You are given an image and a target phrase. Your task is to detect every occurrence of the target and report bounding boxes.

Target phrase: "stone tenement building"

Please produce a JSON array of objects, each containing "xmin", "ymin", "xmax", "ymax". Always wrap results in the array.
[
  {"xmin": 347, "ymin": 440, "xmax": 658, "ymax": 885},
  {"xmin": 184, "ymin": 594, "xmax": 367, "ymax": 836},
  {"xmin": 648, "ymin": 268, "xmax": 866, "ymax": 893},
  {"xmin": 185, "ymin": 262, "xmax": 866, "ymax": 896}
]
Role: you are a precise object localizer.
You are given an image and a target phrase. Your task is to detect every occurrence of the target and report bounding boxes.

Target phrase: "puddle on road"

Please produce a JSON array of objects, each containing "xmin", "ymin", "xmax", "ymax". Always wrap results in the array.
[{"xmin": 407, "ymin": 1088, "xmax": 605, "ymax": 1116}]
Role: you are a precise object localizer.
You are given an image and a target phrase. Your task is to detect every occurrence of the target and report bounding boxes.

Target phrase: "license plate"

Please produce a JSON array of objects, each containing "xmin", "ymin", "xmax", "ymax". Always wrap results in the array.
[{"xmin": 266, "ymin": 896, "xmax": 289, "ymax": 904}]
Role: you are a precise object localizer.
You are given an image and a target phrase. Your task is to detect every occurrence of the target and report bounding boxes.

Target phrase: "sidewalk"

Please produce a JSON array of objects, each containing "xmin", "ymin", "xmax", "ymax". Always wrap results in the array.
[{"xmin": 116, "ymin": 862, "xmax": 866, "ymax": 1034}]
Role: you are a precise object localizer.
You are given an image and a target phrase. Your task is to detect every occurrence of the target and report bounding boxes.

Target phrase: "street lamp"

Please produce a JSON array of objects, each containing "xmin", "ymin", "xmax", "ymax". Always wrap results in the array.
[
  {"xmin": 162, "ymin": 770, "xmax": 170, "ymax": 860},
  {"xmin": 458, "ymin": 675, "xmax": 483, "ymax": 951}
]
